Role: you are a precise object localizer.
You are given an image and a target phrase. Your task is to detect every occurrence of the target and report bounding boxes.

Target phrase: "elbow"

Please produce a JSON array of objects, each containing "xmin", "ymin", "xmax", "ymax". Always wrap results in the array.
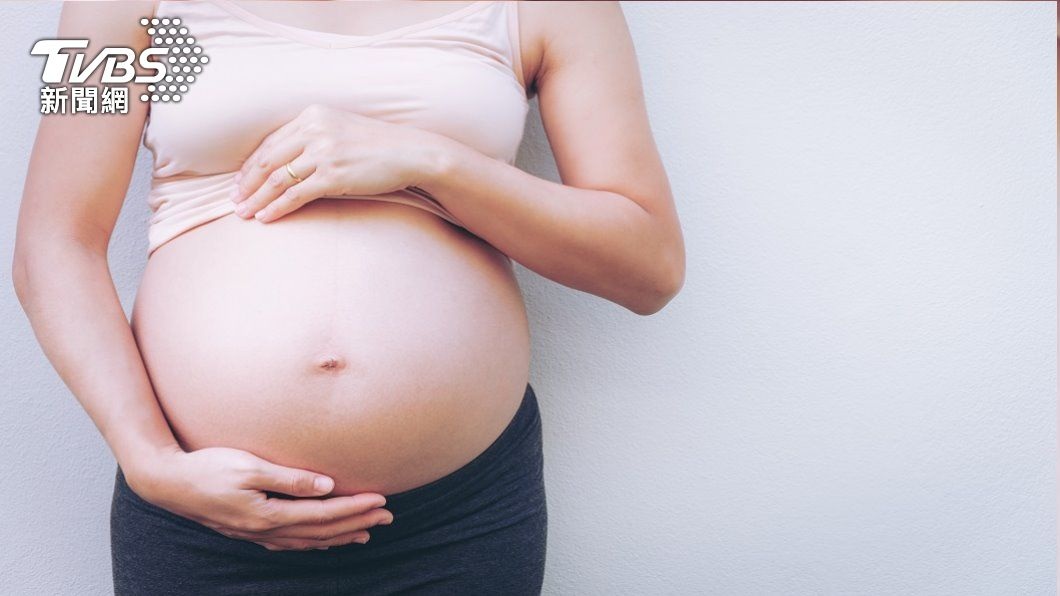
[
  {"xmin": 11, "ymin": 227, "xmax": 43, "ymax": 305},
  {"xmin": 623, "ymin": 246, "xmax": 685, "ymax": 317},
  {"xmin": 11, "ymin": 251, "xmax": 31, "ymax": 306},
  {"xmin": 11, "ymin": 219, "xmax": 44, "ymax": 305},
  {"xmin": 626, "ymin": 272, "xmax": 683, "ymax": 316},
  {"xmin": 11, "ymin": 246, "xmax": 46, "ymax": 311},
  {"xmin": 12, "ymin": 228, "xmax": 107, "ymax": 305},
  {"xmin": 11, "ymin": 238, "xmax": 74, "ymax": 307}
]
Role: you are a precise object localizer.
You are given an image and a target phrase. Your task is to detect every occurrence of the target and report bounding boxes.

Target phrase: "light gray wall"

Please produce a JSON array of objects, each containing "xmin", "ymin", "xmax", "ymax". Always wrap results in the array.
[{"xmin": 2, "ymin": 2, "xmax": 1055, "ymax": 594}]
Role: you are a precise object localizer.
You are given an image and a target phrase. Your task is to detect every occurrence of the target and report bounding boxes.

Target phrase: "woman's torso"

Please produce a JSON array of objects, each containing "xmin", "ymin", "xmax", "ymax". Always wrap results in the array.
[{"xmin": 132, "ymin": 0, "xmax": 534, "ymax": 496}]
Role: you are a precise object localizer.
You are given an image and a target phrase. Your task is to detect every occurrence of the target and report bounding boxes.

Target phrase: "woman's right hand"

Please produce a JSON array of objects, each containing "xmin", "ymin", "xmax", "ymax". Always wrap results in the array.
[{"xmin": 125, "ymin": 445, "xmax": 394, "ymax": 551}]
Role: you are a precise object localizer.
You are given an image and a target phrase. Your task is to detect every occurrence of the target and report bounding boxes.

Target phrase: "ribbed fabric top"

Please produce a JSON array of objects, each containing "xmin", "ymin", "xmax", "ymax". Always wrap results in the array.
[{"xmin": 143, "ymin": 0, "xmax": 529, "ymax": 256}]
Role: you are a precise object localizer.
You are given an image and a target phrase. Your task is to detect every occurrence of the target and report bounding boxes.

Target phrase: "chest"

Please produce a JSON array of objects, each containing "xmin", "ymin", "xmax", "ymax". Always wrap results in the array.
[{"xmin": 144, "ymin": 0, "xmax": 529, "ymax": 176}]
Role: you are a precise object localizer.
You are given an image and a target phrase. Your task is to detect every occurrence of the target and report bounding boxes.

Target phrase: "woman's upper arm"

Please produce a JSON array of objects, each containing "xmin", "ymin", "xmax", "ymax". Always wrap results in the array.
[
  {"xmin": 530, "ymin": 1, "xmax": 679, "ymax": 226},
  {"xmin": 16, "ymin": 1, "xmax": 157, "ymax": 257}
]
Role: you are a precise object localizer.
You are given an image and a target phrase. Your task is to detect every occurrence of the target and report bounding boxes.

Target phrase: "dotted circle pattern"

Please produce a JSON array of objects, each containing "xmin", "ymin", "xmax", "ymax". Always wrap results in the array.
[{"xmin": 138, "ymin": 17, "xmax": 208, "ymax": 103}]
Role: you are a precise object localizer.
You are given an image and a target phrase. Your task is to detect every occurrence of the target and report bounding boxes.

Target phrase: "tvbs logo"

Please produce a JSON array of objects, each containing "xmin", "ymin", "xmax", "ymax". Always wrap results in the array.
[
  {"xmin": 31, "ymin": 16, "xmax": 208, "ymax": 111},
  {"xmin": 32, "ymin": 39, "xmax": 169, "ymax": 84}
]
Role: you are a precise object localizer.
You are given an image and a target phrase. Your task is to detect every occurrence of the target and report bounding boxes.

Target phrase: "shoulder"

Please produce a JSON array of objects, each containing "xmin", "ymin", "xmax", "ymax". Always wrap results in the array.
[
  {"xmin": 514, "ymin": 1, "xmax": 628, "ymax": 98},
  {"xmin": 58, "ymin": 0, "xmax": 162, "ymax": 32}
]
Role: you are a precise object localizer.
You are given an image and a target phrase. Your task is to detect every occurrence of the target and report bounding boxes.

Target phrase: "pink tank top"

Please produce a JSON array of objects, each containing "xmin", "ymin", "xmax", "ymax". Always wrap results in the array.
[{"xmin": 144, "ymin": 0, "xmax": 529, "ymax": 255}]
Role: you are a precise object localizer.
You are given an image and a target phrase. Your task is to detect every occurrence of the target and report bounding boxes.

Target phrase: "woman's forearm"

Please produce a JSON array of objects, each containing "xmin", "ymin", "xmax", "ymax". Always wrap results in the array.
[
  {"xmin": 413, "ymin": 134, "xmax": 685, "ymax": 315},
  {"xmin": 229, "ymin": 104, "xmax": 683, "ymax": 315},
  {"xmin": 12, "ymin": 241, "xmax": 182, "ymax": 487}
]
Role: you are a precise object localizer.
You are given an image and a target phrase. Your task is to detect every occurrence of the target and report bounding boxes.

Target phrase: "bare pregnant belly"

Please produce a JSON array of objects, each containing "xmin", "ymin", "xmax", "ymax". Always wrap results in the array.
[{"xmin": 131, "ymin": 198, "xmax": 531, "ymax": 496}]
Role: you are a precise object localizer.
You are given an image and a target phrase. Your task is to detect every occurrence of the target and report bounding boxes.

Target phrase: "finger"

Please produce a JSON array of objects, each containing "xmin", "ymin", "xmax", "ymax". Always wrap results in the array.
[
  {"xmin": 258, "ymin": 529, "xmax": 373, "ymax": 551},
  {"xmin": 236, "ymin": 121, "xmax": 304, "ymax": 199},
  {"xmin": 235, "ymin": 153, "xmax": 317, "ymax": 220},
  {"xmin": 241, "ymin": 458, "xmax": 337, "ymax": 497},
  {"xmin": 259, "ymin": 493, "xmax": 388, "ymax": 530},
  {"xmin": 258, "ymin": 507, "xmax": 393, "ymax": 541},
  {"xmin": 254, "ymin": 528, "xmax": 371, "ymax": 551},
  {"xmin": 253, "ymin": 170, "xmax": 330, "ymax": 223},
  {"xmin": 221, "ymin": 508, "xmax": 386, "ymax": 542}
]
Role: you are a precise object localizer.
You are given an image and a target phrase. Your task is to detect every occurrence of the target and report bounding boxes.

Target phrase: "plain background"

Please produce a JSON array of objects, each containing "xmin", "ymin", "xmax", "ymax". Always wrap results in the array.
[{"xmin": 1, "ymin": 1, "xmax": 1055, "ymax": 594}]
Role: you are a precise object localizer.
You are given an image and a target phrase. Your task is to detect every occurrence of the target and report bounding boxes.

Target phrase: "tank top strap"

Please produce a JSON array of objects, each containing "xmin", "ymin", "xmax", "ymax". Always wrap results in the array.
[
  {"xmin": 431, "ymin": 1, "xmax": 525, "ymax": 98},
  {"xmin": 503, "ymin": 1, "xmax": 527, "ymax": 93}
]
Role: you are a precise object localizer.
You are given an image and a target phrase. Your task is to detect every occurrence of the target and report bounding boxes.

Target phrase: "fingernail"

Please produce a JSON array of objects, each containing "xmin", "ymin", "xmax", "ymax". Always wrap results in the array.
[
  {"xmin": 314, "ymin": 477, "xmax": 334, "ymax": 492},
  {"xmin": 355, "ymin": 535, "xmax": 370, "ymax": 544},
  {"xmin": 378, "ymin": 515, "xmax": 393, "ymax": 526}
]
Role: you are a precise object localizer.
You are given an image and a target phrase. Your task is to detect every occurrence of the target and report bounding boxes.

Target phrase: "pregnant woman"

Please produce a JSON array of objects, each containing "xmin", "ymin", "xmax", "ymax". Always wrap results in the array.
[{"xmin": 13, "ymin": 0, "xmax": 684, "ymax": 593}]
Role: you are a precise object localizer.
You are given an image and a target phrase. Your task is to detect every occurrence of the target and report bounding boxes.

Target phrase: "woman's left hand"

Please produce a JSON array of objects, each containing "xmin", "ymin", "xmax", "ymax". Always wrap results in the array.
[{"xmin": 231, "ymin": 104, "xmax": 444, "ymax": 223}]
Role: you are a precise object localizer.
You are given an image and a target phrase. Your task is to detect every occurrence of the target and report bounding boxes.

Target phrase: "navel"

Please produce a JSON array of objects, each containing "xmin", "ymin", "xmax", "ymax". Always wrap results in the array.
[{"xmin": 315, "ymin": 354, "xmax": 347, "ymax": 372}]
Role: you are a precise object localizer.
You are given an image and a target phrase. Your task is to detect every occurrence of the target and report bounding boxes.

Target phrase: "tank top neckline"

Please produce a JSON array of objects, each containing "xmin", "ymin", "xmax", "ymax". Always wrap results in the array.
[{"xmin": 208, "ymin": 0, "xmax": 496, "ymax": 49}]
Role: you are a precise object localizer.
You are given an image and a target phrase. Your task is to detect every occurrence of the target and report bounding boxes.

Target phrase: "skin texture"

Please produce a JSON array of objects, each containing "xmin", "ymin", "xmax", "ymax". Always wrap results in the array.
[{"xmin": 12, "ymin": 0, "xmax": 684, "ymax": 552}]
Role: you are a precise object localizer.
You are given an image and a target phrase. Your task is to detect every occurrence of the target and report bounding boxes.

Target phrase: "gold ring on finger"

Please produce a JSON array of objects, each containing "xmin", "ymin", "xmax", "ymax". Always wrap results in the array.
[{"xmin": 285, "ymin": 162, "xmax": 304, "ymax": 183}]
